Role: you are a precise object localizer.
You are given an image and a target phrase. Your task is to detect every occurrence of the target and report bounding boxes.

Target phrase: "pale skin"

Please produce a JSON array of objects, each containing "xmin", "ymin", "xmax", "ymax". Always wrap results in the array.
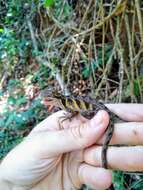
[{"xmin": 0, "ymin": 104, "xmax": 143, "ymax": 190}]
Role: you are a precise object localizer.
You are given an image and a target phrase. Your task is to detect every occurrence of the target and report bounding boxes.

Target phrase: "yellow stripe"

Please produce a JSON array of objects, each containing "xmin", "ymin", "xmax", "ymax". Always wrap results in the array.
[
  {"xmin": 71, "ymin": 98, "xmax": 80, "ymax": 111},
  {"xmin": 66, "ymin": 98, "xmax": 73, "ymax": 110},
  {"xmin": 89, "ymin": 103, "xmax": 93, "ymax": 110},
  {"xmin": 79, "ymin": 100, "xmax": 87, "ymax": 110}
]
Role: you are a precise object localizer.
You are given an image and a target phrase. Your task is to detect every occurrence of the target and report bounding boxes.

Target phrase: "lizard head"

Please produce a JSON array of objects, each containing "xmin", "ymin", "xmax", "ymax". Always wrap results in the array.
[{"xmin": 41, "ymin": 88, "xmax": 63, "ymax": 110}]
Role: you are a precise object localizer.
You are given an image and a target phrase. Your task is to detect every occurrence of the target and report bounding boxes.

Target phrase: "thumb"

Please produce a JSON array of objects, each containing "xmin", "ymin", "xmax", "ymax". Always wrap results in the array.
[{"xmin": 37, "ymin": 110, "xmax": 109, "ymax": 157}]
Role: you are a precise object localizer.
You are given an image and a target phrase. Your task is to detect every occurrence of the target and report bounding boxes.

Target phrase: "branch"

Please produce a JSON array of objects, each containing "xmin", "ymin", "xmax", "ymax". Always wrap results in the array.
[{"xmin": 26, "ymin": 16, "xmax": 69, "ymax": 95}]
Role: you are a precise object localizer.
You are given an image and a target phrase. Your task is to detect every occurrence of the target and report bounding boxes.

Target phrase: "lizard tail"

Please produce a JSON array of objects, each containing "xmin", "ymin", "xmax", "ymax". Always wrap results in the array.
[
  {"xmin": 101, "ymin": 120, "xmax": 115, "ymax": 190},
  {"xmin": 101, "ymin": 120, "xmax": 114, "ymax": 169}
]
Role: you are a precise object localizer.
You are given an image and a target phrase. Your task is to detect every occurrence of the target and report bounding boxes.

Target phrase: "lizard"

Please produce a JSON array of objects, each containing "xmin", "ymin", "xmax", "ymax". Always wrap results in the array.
[{"xmin": 42, "ymin": 91, "xmax": 122, "ymax": 190}]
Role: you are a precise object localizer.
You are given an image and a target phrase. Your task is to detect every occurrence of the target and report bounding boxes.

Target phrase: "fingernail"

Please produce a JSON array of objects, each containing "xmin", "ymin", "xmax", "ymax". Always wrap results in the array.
[{"xmin": 90, "ymin": 111, "xmax": 103, "ymax": 127}]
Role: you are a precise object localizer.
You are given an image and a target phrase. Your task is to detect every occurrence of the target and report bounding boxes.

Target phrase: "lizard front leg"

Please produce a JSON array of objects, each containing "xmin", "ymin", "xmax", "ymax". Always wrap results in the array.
[
  {"xmin": 58, "ymin": 110, "xmax": 78, "ymax": 129},
  {"xmin": 60, "ymin": 111, "xmax": 78, "ymax": 123}
]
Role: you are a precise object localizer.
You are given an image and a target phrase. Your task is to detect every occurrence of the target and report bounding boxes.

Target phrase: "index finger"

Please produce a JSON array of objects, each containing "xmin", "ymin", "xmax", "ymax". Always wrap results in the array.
[
  {"xmin": 30, "ymin": 111, "xmax": 87, "ymax": 133},
  {"xmin": 106, "ymin": 104, "xmax": 143, "ymax": 122},
  {"xmin": 84, "ymin": 145, "xmax": 143, "ymax": 172}
]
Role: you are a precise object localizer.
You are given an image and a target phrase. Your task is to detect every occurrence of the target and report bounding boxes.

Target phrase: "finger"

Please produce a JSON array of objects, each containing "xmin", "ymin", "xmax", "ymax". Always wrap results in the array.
[
  {"xmin": 78, "ymin": 164, "xmax": 112, "ymax": 190},
  {"xmin": 30, "ymin": 111, "xmax": 87, "ymax": 133},
  {"xmin": 27, "ymin": 111, "xmax": 109, "ymax": 157},
  {"xmin": 84, "ymin": 145, "xmax": 143, "ymax": 171},
  {"xmin": 106, "ymin": 104, "xmax": 143, "ymax": 121},
  {"xmin": 98, "ymin": 122, "xmax": 143, "ymax": 145}
]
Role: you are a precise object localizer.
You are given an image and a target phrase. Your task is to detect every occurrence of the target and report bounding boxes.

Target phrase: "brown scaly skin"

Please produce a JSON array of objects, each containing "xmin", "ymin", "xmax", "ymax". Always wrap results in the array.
[{"xmin": 43, "ymin": 92, "xmax": 123, "ymax": 190}]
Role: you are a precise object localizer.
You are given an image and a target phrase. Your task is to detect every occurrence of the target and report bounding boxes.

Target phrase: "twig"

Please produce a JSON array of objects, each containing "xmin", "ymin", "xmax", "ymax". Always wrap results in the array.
[
  {"xmin": 26, "ymin": 15, "xmax": 69, "ymax": 95},
  {"xmin": 135, "ymin": 0, "xmax": 143, "ymax": 45},
  {"xmin": 74, "ymin": 0, "xmax": 128, "ymax": 36},
  {"xmin": 26, "ymin": 16, "xmax": 38, "ymax": 52},
  {"xmin": 94, "ymin": 46, "xmax": 116, "ymax": 98},
  {"xmin": 115, "ymin": 15, "xmax": 125, "ymax": 103},
  {"xmin": 125, "ymin": 14, "xmax": 136, "ymax": 102},
  {"xmin": 101, "ymin": 1, "xmax": 106, "ymax": 69},
  {"xmin": 79, "ymin": 0, "xmax": 93, "ymax": 30}
]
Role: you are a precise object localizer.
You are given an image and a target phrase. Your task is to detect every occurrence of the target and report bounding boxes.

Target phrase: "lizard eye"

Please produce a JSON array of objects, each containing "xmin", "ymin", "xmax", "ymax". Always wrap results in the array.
[{"xmin": 41, "ymin": 97, "xmax": 55, "ymax": 106}]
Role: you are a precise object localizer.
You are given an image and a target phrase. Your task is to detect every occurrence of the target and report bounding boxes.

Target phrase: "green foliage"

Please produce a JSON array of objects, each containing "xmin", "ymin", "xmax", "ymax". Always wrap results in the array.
[
  {"xmin": 124, "ymin": 77, "xmax": 143, "ymax": 99},
  {"xmin": 0, "ymin": 129, "xmax": 22, "ymax": 159},
  {"xmin": 82, "ymin": 44, "xmax": 113, "ymax": 78},
  {"xmin": 0, "ymin": 28, "xmax": 19, "ymax": 59},
  {"xmin": 113, "ymin": 171, "xmax": 125, "ymax": 189},
  {"xmin": 134, "ymin": 80, "xmax": 140, "ymax": 97},
  {"xmin": 53, "ymin": 1, "xmax": 73, "ymax": 22},
  {"xmin": 7, "ymin": 79, "xmax": 23, "ymax": 91},
  {"xmin": 83, "ymin": 186, "xmax": 92, "ymax": 190},
  {"xmin": 0, "ymin": 0, "xmax": 72, "ymax": 79},
  {"xmin": 113, "ymin": 172, "xmax": 143, "ymax": 190},
  {"xmin": 0, "ymin": 0, "xmax": 35, "ymax": 78},
  {"xmin": 32, "ymin": 65, "xmax": 51, "ymax": 89},
  {"xmin": 44, "ymin": 0, "xmax": 55, "ymax": 7},
  {"xmin": 0, "ymin": 79, "xmax": 47, "ymax": 159},
  {"xmin": 0, "ymin": 28, "xmax": 4, "ymax": 33},
  {"xmin": 129, "ymin": 177, "xmax": 143, "ymax": 189}
]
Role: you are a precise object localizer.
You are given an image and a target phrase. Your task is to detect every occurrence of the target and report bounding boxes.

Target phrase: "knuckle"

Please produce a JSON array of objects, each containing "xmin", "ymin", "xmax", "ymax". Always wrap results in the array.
[{"xmin": 69, "ymin": 123, "xmax": 88, "ymax": 148}]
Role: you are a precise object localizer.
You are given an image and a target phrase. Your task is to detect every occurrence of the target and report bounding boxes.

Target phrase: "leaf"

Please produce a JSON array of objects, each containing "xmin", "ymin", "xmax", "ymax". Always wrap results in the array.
[
  {"xmin": 82, "ymin": 60, "xmax": 98, "ymax": 78},
  {"xmin": 16, "ymin": 96, "xmax": 27, "ymax": 106},
  {"xmin": 113, "ymin": 171, "xmax": 125, "ymax": 190},
  {"xmin": 82, "ymin": 44, "xmax": 113, "ymax": 78},
  {"xmin": 5, "ymin": 112, "xmax": 16, "ymax": 127},
  {"xmin": 0, "ymin": 28, "xmax": 4, "ymax": 33},
  {"xmin": 113, "ymin": 0, "xmax": 128, "ymax": 16},
  {"xmin": 124, "ymin": 80, "xmax": 140, "ymax": 98},
  {"xmin": 44, "ymin": 0, "xmax": 54, "ymax": 7},
  {"xmin": 8, "ymin": 96, "xmax": 16, "ymax": 105},
  {"xmin": 0, "ymin": 119, "xmax": 5, "ymax": 128},
  {"xmin": 134, "ymin": 80, "xmax": 140, "ymax": 97}
]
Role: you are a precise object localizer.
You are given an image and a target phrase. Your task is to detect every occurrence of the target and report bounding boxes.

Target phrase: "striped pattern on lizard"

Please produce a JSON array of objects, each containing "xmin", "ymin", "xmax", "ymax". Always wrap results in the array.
[{"xmin": 43, "ymin": 91, "xmax": 122, "ymax": 190}]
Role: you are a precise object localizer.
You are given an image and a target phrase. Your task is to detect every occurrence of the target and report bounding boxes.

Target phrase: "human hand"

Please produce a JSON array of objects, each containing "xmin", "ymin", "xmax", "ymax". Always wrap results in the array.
[
  {"xmin": 85, "ymin": 104, "xmax": 143, "ymax": 172},
  {"xmin": 0, "ymin": 104, "xmax": 143, "ymax": 190},
  {"xmin": 0, "ymin": 110, "xmax": 111, "ymax": 190}
]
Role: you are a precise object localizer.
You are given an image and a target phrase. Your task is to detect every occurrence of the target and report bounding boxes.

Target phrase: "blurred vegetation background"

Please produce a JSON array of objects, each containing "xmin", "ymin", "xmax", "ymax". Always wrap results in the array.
[{"xmin": 0, "ymin": 0, "xmax": 143, "ymax": 189}]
